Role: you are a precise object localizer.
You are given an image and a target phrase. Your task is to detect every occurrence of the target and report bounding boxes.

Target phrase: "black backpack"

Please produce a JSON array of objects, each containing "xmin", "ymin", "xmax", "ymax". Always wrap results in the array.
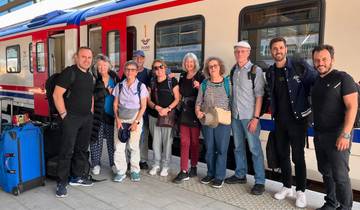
[
  {"xmin": 230, "ymin": 64, "xmax": 270, "ymax": 116},
  {"xmin": 45, "ymin": 68, "xmax": 76, "ymax": 117},
  {"xmin": 353, "ymin": 84, "xmax": 360, "ymax": 128}
]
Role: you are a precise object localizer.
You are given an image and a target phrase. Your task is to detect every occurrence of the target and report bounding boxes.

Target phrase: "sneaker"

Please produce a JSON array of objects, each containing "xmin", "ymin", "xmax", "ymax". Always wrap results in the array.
[
  {"xmin": 91, "ymin": 165, "xmax": 100, "ymax": 175},
  {"xmin": 113, "ymin": 173, "xmax": 126, "ymax": 182},
  {"xmin": 160, "ymin": 167, "xmax": 169, "ymax": 177},
  {"xmin": 55, "ymin": 183, "xmax": 67, "ymax": 198},
  {"xmin": 251, "ymin": 184, "xmax": 265, "ymax": 195},
  {"xmin": 200, "ymin": 176, "xmax": 214, "ymax": 184},
  {"xmin": 295, "ymin": 191, "xmax": 307, "ymax": 208},
  {"xmin": 139, "ymin": 161, "xmax": 149, "ymax": 170},
  {"xmin": 173, "ymin": 171, "xmax": 189, "ymax": 184},
  {"xmin": 274, "ymin": 187, "xmax": 293, "ymax": 200},
  {"xmin": 130, "ymin": 172, "xmax": 141, "ymax": 182},
  {"xmin": 149, "ymin": 166, "xmax": 160, "ymax": 176},
  {"xmin": 111, "ymin": 165, "xmax": 118, "ymax": 174},
  {"xmin": 189, "ymin": 167, "xmax": 197, "ymax": 177},
  {"xmin": 224, "ymin": 175, "xmax": 247, "ymax": 184},
  {"xmin": 69, "ymin": 177, "xmax": 94, "ymax": 187},
  {"xmin": 211, "ymin": 179, "xmax": 224, "ymax": 188}
]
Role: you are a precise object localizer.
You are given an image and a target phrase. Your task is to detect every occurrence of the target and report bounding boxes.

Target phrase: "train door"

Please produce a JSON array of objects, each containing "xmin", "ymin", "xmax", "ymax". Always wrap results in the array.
[
  {"xmin": 48, "ymin": 33, "xmax": 65, "ymax": 76},
  {"xmin": 88, "ymin": 23, "xmax": 102, "ymax": 57},
  {"xmin": 32, "ymin": 32, "xmax": 49, "ymax": 117}
]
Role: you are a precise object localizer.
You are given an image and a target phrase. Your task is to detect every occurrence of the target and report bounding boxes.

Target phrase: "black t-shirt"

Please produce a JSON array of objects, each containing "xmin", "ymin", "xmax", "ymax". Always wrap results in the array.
[
  {"xmin": 178, "ymin": 71, "xmax": 205, "ymax": 127},
  {"xmin": 149, "ymin": 77, "xmax": 178, "ymax": 118},
  {"xmin": 274, "ymin": 67, "xmax": 297, "ymax": 123},
  {"xmin": 311, "ymin": 70, "xmax": 357, "ymax": 132},
  {"xmin": 56, "ymin": 65, "xmax": 94, "ymax": 116}
]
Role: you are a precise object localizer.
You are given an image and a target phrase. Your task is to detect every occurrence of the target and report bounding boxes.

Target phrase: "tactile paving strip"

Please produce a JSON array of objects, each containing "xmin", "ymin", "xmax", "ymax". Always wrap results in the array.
[{"xmin": 141, "ymin": 171, "xmax": 310, "ymax": 210}]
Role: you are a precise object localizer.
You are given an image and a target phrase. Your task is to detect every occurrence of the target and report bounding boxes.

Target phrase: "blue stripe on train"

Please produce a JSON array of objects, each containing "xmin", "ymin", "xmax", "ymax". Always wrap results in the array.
[
  {"xmin": 260, "ymin": 119, "xmax": 360, "ymax": 143},
  {"xmin": 0, "ymin": 91, "xmax": 34, "ymax": 99}
]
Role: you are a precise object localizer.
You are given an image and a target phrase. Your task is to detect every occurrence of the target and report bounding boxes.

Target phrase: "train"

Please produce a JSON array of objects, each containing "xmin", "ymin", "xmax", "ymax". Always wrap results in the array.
[{"xmin": 0, "ymin": 0, "xmax": 360, "ymax": 191}]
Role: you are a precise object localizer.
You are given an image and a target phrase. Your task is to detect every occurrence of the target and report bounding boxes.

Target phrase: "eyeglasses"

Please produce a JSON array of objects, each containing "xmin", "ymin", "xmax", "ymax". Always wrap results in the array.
[
  {"xmin": 125, "ymin": 68, "xmax": 137, "ymax": 72},
  {"xmin": 153, "ymin": 64, "xmax": 164, "ymax": 71},
  {"xmin": 208, "ymin": 64, "xmax": 219, "ymax": 70}
]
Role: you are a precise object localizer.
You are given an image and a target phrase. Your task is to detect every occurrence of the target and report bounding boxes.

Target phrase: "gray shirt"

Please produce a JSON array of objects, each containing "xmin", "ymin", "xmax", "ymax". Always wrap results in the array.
[
  {"xmin": 232, "ymin": 61, "xmax": 265, "ymax": 120},
  {"xmin": 196, "ymin": 79, "xmax": 231, "ymax": 112}
]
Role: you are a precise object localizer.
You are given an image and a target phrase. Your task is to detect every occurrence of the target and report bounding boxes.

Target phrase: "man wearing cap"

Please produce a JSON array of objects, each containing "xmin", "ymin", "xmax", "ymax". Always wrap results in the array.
[
  {"xmin": 224, "ymin": 41, "xmax": 266, "ymax": 195},
  {"xmin": 266, "ymin": 37, "xmax": 318, "ymax": 208},
  {"xmin": 133, "ymin": 50, "xmax": 151, "ymax": 170}
]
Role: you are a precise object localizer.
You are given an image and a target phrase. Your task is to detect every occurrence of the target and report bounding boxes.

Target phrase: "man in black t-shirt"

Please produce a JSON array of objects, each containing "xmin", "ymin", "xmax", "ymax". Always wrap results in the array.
[
  {"xmin": 53, "ymin": 47, "xmax": 94, "ymax": 198},
  {"xmin": 312, "ymin": 45, "xmax": 356, "ymax": 210}
]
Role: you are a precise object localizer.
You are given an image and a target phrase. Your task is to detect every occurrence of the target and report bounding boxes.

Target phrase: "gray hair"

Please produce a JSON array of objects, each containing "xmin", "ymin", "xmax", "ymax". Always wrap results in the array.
[
  {"xmin": 182, "ymin": 52, "xmax": 200, "ymax": 72},
  {"xmin": 124, "ymin": 60, "xmax": 139, "ymax": 70},
  {"xmin": 94, "ymin": 54, "xmax": 112, "ymax": 71}
]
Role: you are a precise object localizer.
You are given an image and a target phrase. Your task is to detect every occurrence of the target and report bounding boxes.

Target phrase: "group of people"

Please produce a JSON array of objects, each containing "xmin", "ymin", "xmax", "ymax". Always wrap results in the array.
[{"xmin": 52, "ymin": 37, "xmax": 356, "ymax": 210}]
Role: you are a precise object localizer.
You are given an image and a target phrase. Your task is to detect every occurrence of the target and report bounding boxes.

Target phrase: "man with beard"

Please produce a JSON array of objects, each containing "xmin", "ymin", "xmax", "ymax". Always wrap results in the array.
[
  {"xmin": 311, "ymin": 45, "xmax": 356, "ymax": 210},
  {"xmin": 266, "ymin": 37, "xmax": 317, "ymax": 208}
]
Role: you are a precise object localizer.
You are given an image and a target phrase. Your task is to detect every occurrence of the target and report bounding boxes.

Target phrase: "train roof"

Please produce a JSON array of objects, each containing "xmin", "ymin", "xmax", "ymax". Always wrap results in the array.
[
  {"xmin": 80, "ymin": 0, "xmax": 157, "ymax": 21},
  {"xmin": 0, "ymin": 9, "xmax": 87, "ymax": 38}
]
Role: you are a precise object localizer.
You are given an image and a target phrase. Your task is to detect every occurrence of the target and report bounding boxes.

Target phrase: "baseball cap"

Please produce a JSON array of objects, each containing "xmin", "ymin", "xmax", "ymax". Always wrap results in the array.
[
  {"xmin": 233, "ymin": 41, "xmax": 251, "ymax": 50},
  {"xmin": 133, "ymin": 50, "xmax": 145, "ymax": 57}
]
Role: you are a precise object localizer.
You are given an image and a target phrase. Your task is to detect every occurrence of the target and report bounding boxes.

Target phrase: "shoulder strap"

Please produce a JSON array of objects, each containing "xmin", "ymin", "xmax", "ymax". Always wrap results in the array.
[
  {"xmin": 118, "ymin": 82, "xmax": 123, "ymax": 95},
  {"xmin": 223, "ymin": 76, "xmax": 230, "ymax": 97},
  {"xmin": 230, "ymin": 64, "xmax": 237, "ymax": 85},
  {"xmin": 167, "ymin": 77, "xmax": 174, "ymax": 96},
  {"xmin": 201, "ymin": 79, "xmax": 208, "ymax": 95},
  {"xmin": 137, "ymin": 81, "xmax": 142, "ymax": 101},
  {"xmin": 250, "ymin": 64, "xmax": 257, "ymax": 90}
]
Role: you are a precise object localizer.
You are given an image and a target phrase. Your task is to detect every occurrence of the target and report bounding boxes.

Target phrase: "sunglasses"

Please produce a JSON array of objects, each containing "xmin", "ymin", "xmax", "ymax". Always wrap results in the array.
[{"xmin": 153, "ymin": 64, "xmax": 164, "ymax": 71}]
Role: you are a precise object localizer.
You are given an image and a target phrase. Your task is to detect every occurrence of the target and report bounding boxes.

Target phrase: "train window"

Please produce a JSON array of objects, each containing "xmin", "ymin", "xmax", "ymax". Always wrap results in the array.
[
  {"xmin": 6, "ymin": 45, "xmax": 21, "ymax": 73},
  {"xmin": 36, "ymin": 42, "xmax": 45, "ymax": 72},
  {"xmin": 88, "ymin": 24, "xmax": 102, "ymax": 56},
  {"xmin": 155, "ymin": 15, "xmax": 205, "ymax": 72},
  {"xmin": 29, "ymin": 43, "xmax": 33, "ymax": 73},
  {"xmin": 107, "ymin": 30, "xmax": 120, "ymax": 71},
  {"xmin": 239, "ymin": 0, "xmax": 324, "ymax": 67}
]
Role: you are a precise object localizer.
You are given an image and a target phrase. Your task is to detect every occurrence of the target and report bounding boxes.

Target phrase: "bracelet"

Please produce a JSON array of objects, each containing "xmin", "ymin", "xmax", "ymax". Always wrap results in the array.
[
  {"xmin": 253, "ymin": 116, "xmax": 260, "ymax": 120},
  {"xmin": 153, "ymin": 104, "xmax": 157, "ymax": 109},
  {"xmin": 134, "ymin": 120, "xmax": 140, "ymax": 125},
  {"xmin": 59, "ymin": 111, "xmax": 67, "ymax": 116}
]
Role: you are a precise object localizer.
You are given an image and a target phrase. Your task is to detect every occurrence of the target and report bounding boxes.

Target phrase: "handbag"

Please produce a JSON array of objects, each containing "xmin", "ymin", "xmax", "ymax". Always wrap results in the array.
[
  {"xmin": 118, "ymin": 123, "xmax": 132, "ymax": 143},
  {"xmin": 214, "ymin": 107, "xmax": 231, "ymax": 125},
  {"xmin": 266, "ymin": 131, "xmax": 280, "ymax": 169},
  {"xmin": 157, "ymin": 109, "xmax": 177, "ymax": 127}
]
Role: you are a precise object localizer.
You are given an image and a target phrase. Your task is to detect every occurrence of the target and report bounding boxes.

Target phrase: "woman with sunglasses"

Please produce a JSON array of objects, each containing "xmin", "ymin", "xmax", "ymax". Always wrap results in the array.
[
  {"xmin": 195, "ymin": 57, "xmax": 232, "ymax": 188},
  {"xmin": 147, "ymin": 59, "xmax": 180, "ymax": 177},
  {"xmin": 173, "ymin": 53, "xmax": 205, "ymax": 184},
  {"xmin": 112, "ymin": 60, "xmax": 148, "ymax": 182}
]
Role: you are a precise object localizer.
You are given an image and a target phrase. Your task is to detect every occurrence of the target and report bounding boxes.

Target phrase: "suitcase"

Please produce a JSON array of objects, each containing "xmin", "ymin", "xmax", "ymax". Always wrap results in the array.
[{"xmin": 0, "ymin": 97, "xmax": 45, "ymax": 195}]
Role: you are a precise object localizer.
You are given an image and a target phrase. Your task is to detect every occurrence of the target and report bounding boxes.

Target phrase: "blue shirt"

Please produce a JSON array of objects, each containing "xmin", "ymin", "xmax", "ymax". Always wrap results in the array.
[
  {"xmin": 136, "ymin": 67, "xmax": 151, "ymax": 87},
  {"xmin": 104, "ymin": 78, "xmax": 115, "ymax": 116}
]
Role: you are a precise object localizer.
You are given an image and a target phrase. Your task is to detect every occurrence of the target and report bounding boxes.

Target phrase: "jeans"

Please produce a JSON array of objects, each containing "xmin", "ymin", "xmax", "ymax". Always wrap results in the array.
[
  {"xmin": 57, "ymin": 114, "xmax": 93, "ymax": 184},
  {"xmin": 275, "ymin": 119, "xmax": 307, "ymax": 192},
  {"xmin": 231, "ymin": 118, "xmax": 265, "ymax": 184},
  {"xmin": 202, "ymin": 124, "xmax": 231, "ymax": 180},
  {"xmin": 314, "ymin": 131, "xmax": 353, "ymax": 210},
  {"xmin": 179, "ymin": 125, "xmax": 200, "ymax": 171}
]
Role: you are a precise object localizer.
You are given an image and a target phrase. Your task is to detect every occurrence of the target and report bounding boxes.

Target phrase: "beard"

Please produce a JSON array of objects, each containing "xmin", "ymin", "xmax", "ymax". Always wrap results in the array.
[
  {"xmin": 273, "ymin": 53, "xmax": 286, "ymax": 62},
  {"xmin": 316, "ymin": 64, "xmax": 332, "ymax": 76}
]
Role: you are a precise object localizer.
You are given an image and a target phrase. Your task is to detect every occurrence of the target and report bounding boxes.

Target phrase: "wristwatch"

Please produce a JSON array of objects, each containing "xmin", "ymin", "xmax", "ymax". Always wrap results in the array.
[
  {"xmin": 134, "ymin": 120, "xmax": 140, "ymax": 125},
  {"xmin": 341, "ymin": 132, "xmax": 351, "ymax": 140}
]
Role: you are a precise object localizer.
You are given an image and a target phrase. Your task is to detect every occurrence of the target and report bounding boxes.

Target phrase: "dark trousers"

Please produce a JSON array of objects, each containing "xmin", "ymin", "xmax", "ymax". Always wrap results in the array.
[
  {"xmin": 57, "ymin": 114, "xmax": 93, "ymax": 184},
  {"xmin": 314, "ymin": 131, "xmax": 353, "ymax": 210},
  {"xmin": 275, "ymin": 119, "xmax": 307, "ymax": 191}
]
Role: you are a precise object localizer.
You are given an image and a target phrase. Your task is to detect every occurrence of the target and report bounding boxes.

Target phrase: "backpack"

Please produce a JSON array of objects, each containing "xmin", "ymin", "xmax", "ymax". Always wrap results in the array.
[
  {"xmin": 150, "ymin": 76, "xmax": 174, "ymax": 97},
  {"xmin": 230, "ymin": 64, "xmax": 270, "ymax": 116},
  {"xmin": 353, "ymin": 84, "xmax": 360, "ymax": 128},
  {"xmin": 118, "ymin": 81, "xmax": 143, "ymax": 101},
  {"xmin": 45, "ymin": 69, "xmax": 76, "ymax": 117},
  {"xmin": 201, "ymin": 76, "xmax": 231, "ymax": 98}
]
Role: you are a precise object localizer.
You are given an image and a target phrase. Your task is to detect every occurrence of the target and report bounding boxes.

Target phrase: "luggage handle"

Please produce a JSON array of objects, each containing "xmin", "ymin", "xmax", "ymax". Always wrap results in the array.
[
  {"xmin": 0, "ymin": 97, "xmax": 14, "ymax": 134},
  {"xmin": 4, "ymin": 153, "xmax": 16, "ymax": 174}
]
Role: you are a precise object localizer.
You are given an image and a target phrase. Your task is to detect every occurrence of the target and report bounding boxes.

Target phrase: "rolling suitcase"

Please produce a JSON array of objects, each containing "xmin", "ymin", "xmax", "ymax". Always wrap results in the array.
[{"xmin": 0, "ymin": 97, "xmax": 45, "ymax": 195}]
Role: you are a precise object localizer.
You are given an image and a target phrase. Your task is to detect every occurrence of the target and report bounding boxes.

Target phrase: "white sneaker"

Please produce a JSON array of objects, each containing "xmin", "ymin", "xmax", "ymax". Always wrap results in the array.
[
  {"xmin": 149, "ymin": 166, "xmax": 160, "ymax": 176},
  {"xmin": 160, "ymin": 167, "xmax": 168, "ymax": 177},
  {"xmin": 111, "ymin": 165, "xmax": 118, "ymax": 174},
  {"xmin": 274, "ymin": 187, "xmax": 293, "ymax": 200},
  {"xmin": 295, "ymin": 191, "xmax": 307, "ymax": 208},
  {"xmin": 91, "ymin": 165, "xmax": 100, "ymax": 175}
]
